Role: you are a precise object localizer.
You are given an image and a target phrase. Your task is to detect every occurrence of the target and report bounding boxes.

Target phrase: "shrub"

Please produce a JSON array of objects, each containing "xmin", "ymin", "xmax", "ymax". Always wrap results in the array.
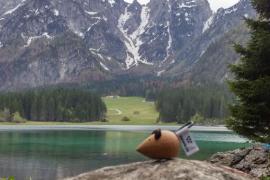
[
  {"xmin": 133, "ymin": 111, "xmax": 140, "ymax": 115},
  {"xmin": 11, "ymin": 112, "xmax": 26, "ymax": 123},
  {"xmin": 121, "ymin": 116, "xmax": 130, "ymax": 122}
]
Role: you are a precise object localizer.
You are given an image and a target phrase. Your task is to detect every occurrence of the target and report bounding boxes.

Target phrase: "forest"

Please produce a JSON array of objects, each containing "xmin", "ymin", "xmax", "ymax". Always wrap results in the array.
[
  {"xmin": 155, "ymin": 86, "xmax": 233, "ymax": 124},
  {"xmin": 0, "ymin": 88, "xmax": 106, "ymax": 122}
]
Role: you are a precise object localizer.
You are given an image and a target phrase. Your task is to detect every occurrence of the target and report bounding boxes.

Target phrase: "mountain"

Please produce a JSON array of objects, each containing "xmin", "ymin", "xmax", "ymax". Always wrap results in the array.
[
  {"xmin": 0, "ymin": 0, "xmax": 255, "ymax": 90},
  {"xmin": 167, "ymin": 0, "xmax": 256, "ymax": 82}
]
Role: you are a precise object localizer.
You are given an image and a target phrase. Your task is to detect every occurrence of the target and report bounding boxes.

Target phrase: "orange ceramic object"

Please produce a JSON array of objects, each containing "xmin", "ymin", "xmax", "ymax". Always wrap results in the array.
[{"xmin": 136, "ymin": 130, "xmax": 180, "ymax": 159}]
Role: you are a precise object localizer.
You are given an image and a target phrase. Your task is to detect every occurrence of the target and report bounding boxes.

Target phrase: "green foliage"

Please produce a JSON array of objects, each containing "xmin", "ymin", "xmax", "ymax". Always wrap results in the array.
[
  {"xmin": 156, "ymin": 86, "xmax": 232, "ymax": 124},
  {"xmin": 0, "ymin": 108, "xmax": 13, "ymax": 122},
  {"xmin": 12, "ymin": 112, "xmax": 26, "ymax": 123},
  {"xmin": 261, "ymin": 176, "xmax": 270, "ymax": 180},
  {"xmin": 227, "ymin": 0, "xmax": 270, "ymax": 143},
  {"xmin": 251, "ymin": 0, "xmax": 270, "ymax": 19},
  {"xmin": 133, "ymin": 111, "xmax": 140, "ymax": 115},
  {"xmin": 191, "ymin": 113, "xmax": 204, "ymax": 124},
  {"xmin": 121, "ymin": 116, "xmax": 130, "ymax": 122},
  {"xmin": 0, "ymin": 88, "xmax": 107, "ymax": 122},
  {"xmin": 0, "ymin": 176, "xmax": 15, "ymax": 180}
]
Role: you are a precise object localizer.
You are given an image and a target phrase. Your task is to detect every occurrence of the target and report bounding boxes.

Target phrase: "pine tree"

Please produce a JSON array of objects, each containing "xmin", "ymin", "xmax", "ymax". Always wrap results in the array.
[{"xmin": 227, "ymin": 0, "xmax": 270, "ymax": 143}]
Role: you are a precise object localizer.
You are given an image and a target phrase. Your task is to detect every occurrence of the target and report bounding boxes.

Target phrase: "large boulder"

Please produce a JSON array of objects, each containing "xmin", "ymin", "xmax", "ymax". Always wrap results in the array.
[
  {"xmin": 65, "ymin": 159, "xmax": 255, "ymax": 180},
  {"xmin": 209, "ymin": 146, "xmax": 270, "ymax": 178}
]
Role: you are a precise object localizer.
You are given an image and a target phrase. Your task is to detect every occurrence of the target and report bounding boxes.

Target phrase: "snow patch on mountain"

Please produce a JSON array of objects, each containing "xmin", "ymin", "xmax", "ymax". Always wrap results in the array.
[
  {"xmin": 100, "ymin": 62, "xmax": 110, "ymax": 71},
  {"xmin": 23, "ymin": 33, "xmax": 53, "ymax": 47},
  {"xmin": 178, "ymin": 1, "xmax": 196, "ymax": 8},
  {"xmin": 69, "ymin": 22, "xmax": 85, "ymax": 38},
  {"xmin": 224, "ymin": 6, "xmax": 238, "ymax": 15},
  {"xmin": 202, "ymin": 15, "xmax": 214, "ymax": 33},
  {"xmin": 2, "ymin": 0, "xmax": 25, "ymax": 16},
  {"xmin": 157, "ymin": 70, "xmax": 165, "ymax": 77},
  {"xmin": 85, "ymin": 10, "xmax": 98, "ymax": 15},
  {"xmin": 59, "ymin": 59, "xmax": 67, "ymax": 80},
  {"xmin": 118, "ymin": 4, "xmax": 152, "ymax": 69},
  {"xmin": 108, "ymin": 0, "xmax": 116, "ymax": 7},
  {"xmin": 164, "ymin": 0, "xmax": 172, "ymax": 62},
  {"xmin": 87, "ymin": 20, "xmax": 101, "ymax": 31},
  {"xmin": 130, "ymin": 6, "xmax": 149, "ymax": 41},
  {"xmin": 53, "ymin": 9, "xmax": 59, "ymax": 16}
]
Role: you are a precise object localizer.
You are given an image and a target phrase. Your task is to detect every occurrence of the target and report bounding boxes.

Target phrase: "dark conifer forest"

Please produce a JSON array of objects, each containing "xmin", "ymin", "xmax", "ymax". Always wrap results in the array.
[
  {"xmin": 155, "ymin": 87, "xmax": 232, "ymax": 124},
  {"xmin": 0, "ymin": 88, "xmax": 106, "ymax": 122}
]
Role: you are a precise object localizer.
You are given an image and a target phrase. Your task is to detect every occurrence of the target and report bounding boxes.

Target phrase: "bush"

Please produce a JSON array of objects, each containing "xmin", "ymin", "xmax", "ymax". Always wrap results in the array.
[
  {"xmin": 261, "ymin": 176, "xmax": 270, "ymax": 180},
  {"xmin": 11, "ymin": 112, "xmax": 26, "ymax": 123},
  {"xmin": 101, "ymin": 118, "xmax": 108, "ymax": 122},
  {"xmin": 191, "ymin": 113, "xmax": 204, "ymax": 124},
  {"xmin": 121, "ymin": 116, "xmax": 130, "ymax": 122},
  {"xmin": 0, "ymin": 108, "xmax": 12, "ymax": 122},
  {"xmin": 133, "ymin": 111, "xmax": 140, "ymax": 115}
]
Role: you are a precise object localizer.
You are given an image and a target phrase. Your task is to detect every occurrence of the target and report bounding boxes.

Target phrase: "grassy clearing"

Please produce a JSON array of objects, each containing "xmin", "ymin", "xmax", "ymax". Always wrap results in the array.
[
  {"xmin": 0, "ymin": 97, "xmax": 170, "ymax": 125},
  {"xmin": 103, "ymin": 96, "xmax": 159, "ymax": 125}
]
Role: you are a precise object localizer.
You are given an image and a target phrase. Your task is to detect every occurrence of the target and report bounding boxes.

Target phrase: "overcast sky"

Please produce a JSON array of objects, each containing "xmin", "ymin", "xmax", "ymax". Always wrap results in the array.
[
  {"xmin": 123, "ymin": 0, "xmax": 240, "ymax": 12},
  {"xmin": 207, "ymin": 0, "xmax": 240, "ymax": 11}
]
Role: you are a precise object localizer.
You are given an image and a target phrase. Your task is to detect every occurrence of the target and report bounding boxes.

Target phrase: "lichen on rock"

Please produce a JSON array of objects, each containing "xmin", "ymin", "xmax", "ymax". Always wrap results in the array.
[{"xmin": 209, "ymin": 146, "xmax": 270, "ymax": 178}]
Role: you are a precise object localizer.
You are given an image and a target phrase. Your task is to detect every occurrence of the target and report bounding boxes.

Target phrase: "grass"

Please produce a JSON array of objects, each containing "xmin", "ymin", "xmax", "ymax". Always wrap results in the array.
[
  {"xmin": 0, "ymin": 97, "xmax": 174, "ymax": 125},
  {"xmin": 103, "ymin": 96, "xmax": 159, "ymax": 125}
]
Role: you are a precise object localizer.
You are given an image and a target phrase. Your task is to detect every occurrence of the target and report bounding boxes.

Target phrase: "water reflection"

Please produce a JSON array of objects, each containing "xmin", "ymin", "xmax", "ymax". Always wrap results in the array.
[{"xmin": 0, "ymin": 130, "xmax": 249, "ymax": 180}]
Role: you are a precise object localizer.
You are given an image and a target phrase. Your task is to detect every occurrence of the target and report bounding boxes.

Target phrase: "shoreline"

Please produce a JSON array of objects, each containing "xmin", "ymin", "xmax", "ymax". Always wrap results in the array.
[{"xmin": 0, "ymin": 125, "xmax": 231, "ymax": 132}]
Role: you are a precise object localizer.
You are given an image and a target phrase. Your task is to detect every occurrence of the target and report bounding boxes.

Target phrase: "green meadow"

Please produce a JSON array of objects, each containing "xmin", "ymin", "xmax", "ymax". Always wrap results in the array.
[
  {"xmin": 0, "ymin": 97, "xmax": 163, "ymax": 125},
  {"xmin": 103, "ymin": 96, "xmax": 159, "ymax": 125}
]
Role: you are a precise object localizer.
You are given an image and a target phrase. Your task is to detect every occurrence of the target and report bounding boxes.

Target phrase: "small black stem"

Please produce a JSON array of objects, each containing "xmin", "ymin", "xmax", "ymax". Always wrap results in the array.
[{"xmin": 175, "ymin": 121, "xmax": 193, "ymax": 132}]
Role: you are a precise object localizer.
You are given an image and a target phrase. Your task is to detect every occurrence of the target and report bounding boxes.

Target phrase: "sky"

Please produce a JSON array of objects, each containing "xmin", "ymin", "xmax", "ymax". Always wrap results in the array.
[
  {"xmin": 123, "ymin": 0, "xmax": 240, "ymax": 12},
  {"xmin": 207, "ymin": 0, "xmax": 240, "ymax": 12}
]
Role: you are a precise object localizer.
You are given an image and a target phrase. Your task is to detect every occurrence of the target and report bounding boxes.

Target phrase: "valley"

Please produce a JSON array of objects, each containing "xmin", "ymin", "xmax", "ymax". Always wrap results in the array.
[{"xmin": 0, "ymin": 96, "xmax": 160, "ymax": 125}]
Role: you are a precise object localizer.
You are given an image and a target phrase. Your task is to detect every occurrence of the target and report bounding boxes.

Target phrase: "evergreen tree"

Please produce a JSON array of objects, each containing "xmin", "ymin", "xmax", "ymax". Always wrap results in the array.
[
  {"xmin": 0, "ymin": 88, "xmax": 107, "ymax": 122},
  {"xmin": 227, "ymin": 0, "xmax": 270, "ymax": 142},
  {"xmin": 156, "ymin": 86, "xmax": 232, "ymax": 123}
]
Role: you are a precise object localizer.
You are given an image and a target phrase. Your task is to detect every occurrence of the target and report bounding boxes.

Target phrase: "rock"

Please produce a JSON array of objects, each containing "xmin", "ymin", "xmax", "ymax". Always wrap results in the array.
[
  {"xmin": 65, "ymin": 159, "xmax": 255, "ymax": 180},
  {"xmin": 209, "ymin": 146, "xmax": 270, "ymax": 178}
]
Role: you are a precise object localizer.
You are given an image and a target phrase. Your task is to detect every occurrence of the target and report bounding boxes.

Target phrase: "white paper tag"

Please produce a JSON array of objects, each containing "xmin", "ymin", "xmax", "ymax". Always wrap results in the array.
[{"xmin": 177, "ymin": 127, "xmax": 199, "ymax": 156}]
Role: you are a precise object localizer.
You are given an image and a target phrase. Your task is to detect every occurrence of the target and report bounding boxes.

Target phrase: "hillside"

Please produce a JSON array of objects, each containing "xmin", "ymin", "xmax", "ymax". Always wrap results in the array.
[{"xmin": 0, "ymin": 0, "xmax": 255, "ymax": 90}]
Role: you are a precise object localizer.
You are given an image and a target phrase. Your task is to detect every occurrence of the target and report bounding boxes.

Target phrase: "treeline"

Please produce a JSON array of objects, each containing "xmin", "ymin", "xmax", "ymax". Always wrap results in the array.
[
  {"xmin": 0, "ymin": 88, "xmax": 106, "ymax": 122},
  {"xmin": 156, "ymin": 86, "xmax": 233, "ymax": 124},
  {"xmin": 83, "ymin": 76, "xmax": 165, "ymax": 100}
]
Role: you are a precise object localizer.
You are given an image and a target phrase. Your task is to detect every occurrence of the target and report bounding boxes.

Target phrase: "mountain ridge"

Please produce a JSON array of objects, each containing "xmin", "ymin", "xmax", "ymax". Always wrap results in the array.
[{"xmin": 0, "ymin": 0, "xmax": 255, "ymax": 90}]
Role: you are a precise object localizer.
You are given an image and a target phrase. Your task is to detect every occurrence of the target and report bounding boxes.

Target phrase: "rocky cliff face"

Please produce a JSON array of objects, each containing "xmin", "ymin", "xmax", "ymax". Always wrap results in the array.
[
  {"xmin": 167, "ymin": 0, "xmax": 256, "ymax": 82},
  {"xmin": 0, "ymin": 0, "xmax": 256, "ymax": 90},
  {"xmin": 65, "ymin": 159, "xmax": 255, "ymax": 180}
]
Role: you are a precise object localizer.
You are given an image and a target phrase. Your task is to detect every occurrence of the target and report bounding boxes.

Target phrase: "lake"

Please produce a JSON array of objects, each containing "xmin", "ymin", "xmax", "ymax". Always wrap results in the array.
[{"xmin": 0, "ymin": 127, "xmax": 249, "ymax": 180}]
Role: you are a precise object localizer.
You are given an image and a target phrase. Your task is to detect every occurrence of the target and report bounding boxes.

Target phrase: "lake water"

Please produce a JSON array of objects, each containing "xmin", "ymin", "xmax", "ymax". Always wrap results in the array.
[{"xmin": 0, "ymin": 129, "xmax": 249, "ymax": 180}]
